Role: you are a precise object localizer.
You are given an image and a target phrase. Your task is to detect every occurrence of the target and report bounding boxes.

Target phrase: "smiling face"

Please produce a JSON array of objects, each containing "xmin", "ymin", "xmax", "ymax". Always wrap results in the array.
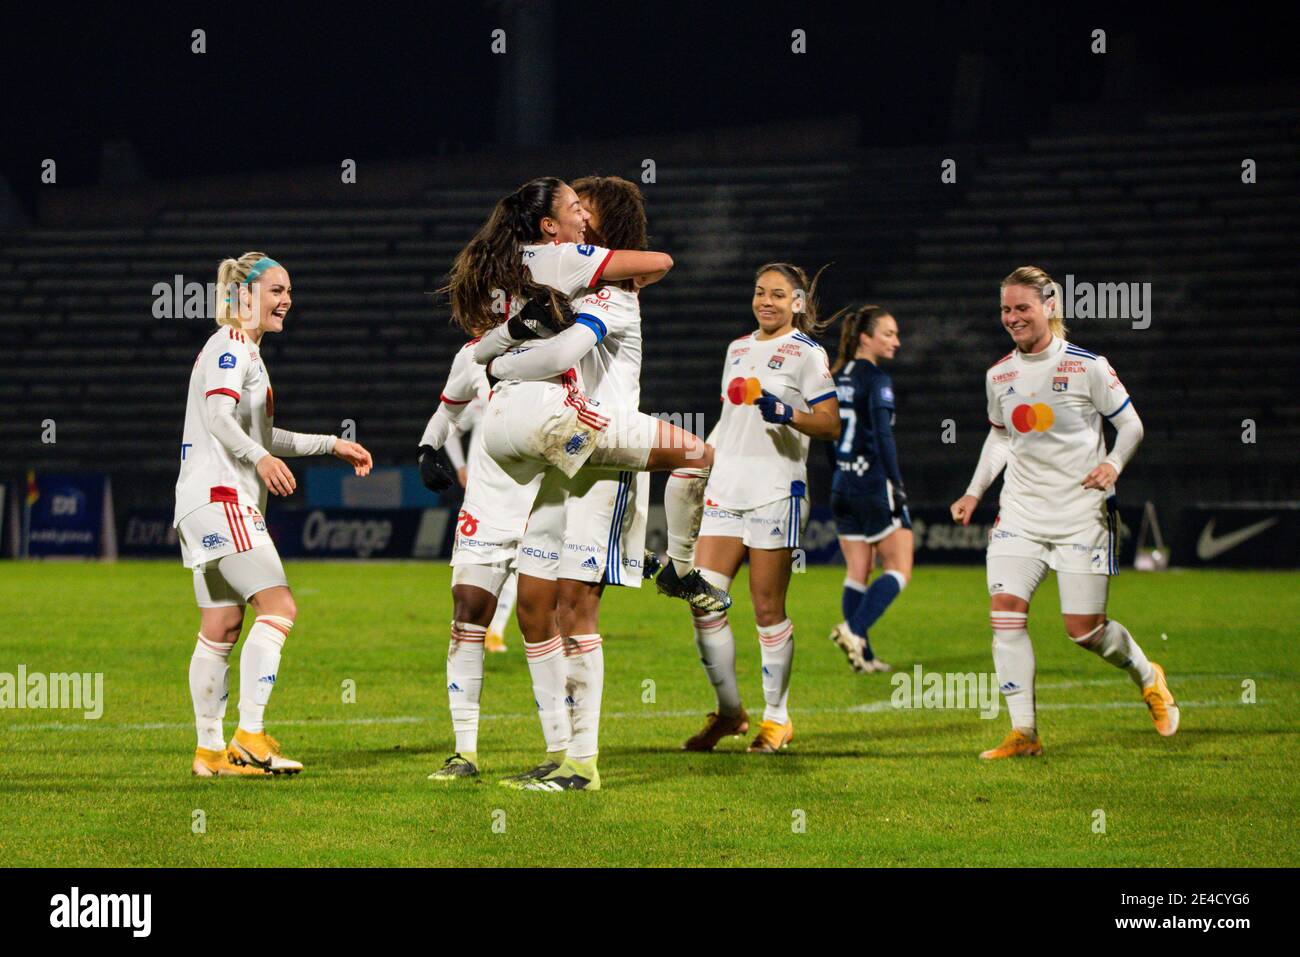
[
  {"xmin": 860, "ymin": 313, "xmax": 899, "ymax": 362},
  {"xmin": 576, "ymin": 193, "xmax": 605, "ymax": 247},
  {"xmin": 1000, "ymin": 283, "xmax": 1053, "ymax": 353},
  {"xmin": 753, "ymin": 270, "xmax": 799, "ymax": 336},
  {"xmin": 541, "ymin": 184, "xmax": 589, "ymax": 245},
  {"xmin": 239, "ymin": 265, "xmax": 292, "ymax": 335}
]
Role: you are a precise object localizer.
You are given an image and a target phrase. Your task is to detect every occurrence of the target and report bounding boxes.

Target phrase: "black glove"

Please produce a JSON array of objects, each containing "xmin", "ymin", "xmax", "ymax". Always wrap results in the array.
[
  {"xmin": 891, "ymin": 482, "xmax": 909, "ymax": 520},
  {"xmin": 417, "ymin": 445, "xmax": 456, "ymax": 492},
  {"xmin": 510, "ymin": 293, "xmax": 573, "ymax": 338}
]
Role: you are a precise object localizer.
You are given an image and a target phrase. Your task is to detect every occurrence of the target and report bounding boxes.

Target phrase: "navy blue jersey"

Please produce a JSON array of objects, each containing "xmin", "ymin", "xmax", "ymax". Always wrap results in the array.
[{"xmin": 830, "ymin": 359, "xmax": 904, "ymax": 495}]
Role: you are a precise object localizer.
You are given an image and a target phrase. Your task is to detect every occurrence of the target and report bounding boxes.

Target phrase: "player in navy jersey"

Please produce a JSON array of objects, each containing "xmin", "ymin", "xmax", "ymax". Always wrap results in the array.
[{"xmin": 825, "ymin": 306, "xmax": 912, "ymax": 673}]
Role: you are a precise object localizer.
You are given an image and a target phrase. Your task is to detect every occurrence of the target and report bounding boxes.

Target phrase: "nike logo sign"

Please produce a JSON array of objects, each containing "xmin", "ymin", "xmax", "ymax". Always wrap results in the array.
[{"xmin": 1196, "ymin": 517, "xmax": 1278, "ymax": 560}]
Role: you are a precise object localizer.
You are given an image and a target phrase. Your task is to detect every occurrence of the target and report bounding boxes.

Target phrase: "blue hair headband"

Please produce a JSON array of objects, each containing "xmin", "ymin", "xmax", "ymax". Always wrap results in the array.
[
  {"xmin": 242, "ymin": 257, "xmax": 280, "ymax": 286},
  {"xmin": 225, "ymin": 257, "xmax": 281, "ymax": 303}
]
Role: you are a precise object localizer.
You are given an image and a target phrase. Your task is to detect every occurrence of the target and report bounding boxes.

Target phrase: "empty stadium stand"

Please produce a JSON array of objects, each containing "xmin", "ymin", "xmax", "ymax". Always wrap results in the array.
[{"xmin": 2, "ymin": 104, "xmax": 1296, "ymax": 515}]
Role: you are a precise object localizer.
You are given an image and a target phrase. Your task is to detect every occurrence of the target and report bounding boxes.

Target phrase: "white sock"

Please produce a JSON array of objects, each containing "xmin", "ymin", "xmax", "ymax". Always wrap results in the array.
[
  {"xmin": 757, "ymin": 619, "xmax": 795, "ymax": 725},
  {"xmin": 525, "ymin": 635, "xmax": 570, "ymax": 756},
  {"xmin": 991, "ymin": 611, "xmax": 1036, "ymax": 732},
  {"xmin": 665, "ymin": 468, "xmax": 709, "ymax": 576},
  {"xmin": 190, "ymin": 632, "xmax": 234, "ymax": 751},
  {"xmin": 488, "ymin": 570, "xmax": 518, "ymax": 637},
  {"xmin": 448, "ymin": 621, "xmax": 486, "ymax": 755},
  {"xmin": 1074, "ymin": 619, "xmax": 1154, "ymax": 688},
  {"xmin": 564, "ymin": 634, "xmax": 604, "ymax": 763},
  {"xmin": 692, "ymin": 610, "xmax": 743, "ymax": 718},
  {"xmin": 237, "ymin": 615, "xmax": 291, "ymax": 734}
]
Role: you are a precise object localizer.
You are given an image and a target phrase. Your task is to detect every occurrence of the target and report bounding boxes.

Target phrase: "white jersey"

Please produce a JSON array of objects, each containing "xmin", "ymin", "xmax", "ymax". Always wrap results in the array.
[
  {"xmin": 571, "ymin": 285, "xmax": 642, "ymax": 411},
  {"xmin": 174, "ymin": 326, "xmax": 273, "ymax": 525},
  {"xmin": 705, "ymin": 328, "xmax": 836, "ymax": 511},
  {"xmin": 518, "ymin": 240, "xmax": 614, "ymax": 384},
  {"xmin": 986, "ymin": 336, "xmax": 1132, "ymax": 540}
]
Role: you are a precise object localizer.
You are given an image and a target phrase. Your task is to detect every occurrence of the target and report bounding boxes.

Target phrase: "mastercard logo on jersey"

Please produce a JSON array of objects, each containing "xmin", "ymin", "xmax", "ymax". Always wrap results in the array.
[
  {"xmin": 726, "ymin": 376, "xmax": 763, "ymax": 405},
  {"xmin": 1011, "ymin": 402, "xmax": 1055, "ymax": 433}
]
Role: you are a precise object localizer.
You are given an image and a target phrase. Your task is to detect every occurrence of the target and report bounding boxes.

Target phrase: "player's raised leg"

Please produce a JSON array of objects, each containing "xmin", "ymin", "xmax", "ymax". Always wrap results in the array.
[{"xmin": 1059, "ymin": 573, "xmax": 1178, "ymax": 736}]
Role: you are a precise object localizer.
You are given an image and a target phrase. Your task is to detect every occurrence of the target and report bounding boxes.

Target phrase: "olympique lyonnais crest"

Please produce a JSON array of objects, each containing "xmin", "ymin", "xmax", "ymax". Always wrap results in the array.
[
  {"xmin": 768, "ymin": 355, "xmax": 785, "ymax": 370},
  {"xmin": 1052, "ymin": 376, "xmax": 1069, "ymax": 392}
]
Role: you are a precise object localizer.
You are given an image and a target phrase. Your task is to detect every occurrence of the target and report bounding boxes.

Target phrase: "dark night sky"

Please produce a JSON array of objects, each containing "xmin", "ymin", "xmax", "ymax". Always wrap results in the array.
[{"xmin": 2, "ymin": 1, "xmax": 1295, "ymax": 207}]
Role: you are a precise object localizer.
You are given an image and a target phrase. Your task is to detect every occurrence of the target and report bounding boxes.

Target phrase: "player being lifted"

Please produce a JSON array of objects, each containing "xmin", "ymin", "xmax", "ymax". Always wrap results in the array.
[
  {"xmin": 950, "ymin": 266, "xmax": 1179, "ymax": 760},
  {"xmin": 176, "ymin": 252, "xmax": 372, "ymax": 777},
  {"xmin": 827, "ymin": 306, "xmax": 911, "ymax": 674},
  {"xmin": 681, "ymin": 263, "xmax": 840, "ymax": 754},
  {"xmin": 432, "ymin": 177, "xmax": 719, "ymax": 785},
  {"xmin": 466, "ymin": 175, "xmax": 694, "ymax": 790}
]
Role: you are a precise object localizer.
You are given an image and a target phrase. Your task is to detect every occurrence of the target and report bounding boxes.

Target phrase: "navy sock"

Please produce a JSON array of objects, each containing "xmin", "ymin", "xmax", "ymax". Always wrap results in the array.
[
  {"xmin": 849, "ymin": 573, "xmax": 903, "ymax": 641},
  {"xmin": 841, "ymin": 580, "xmax": 866, "ymax": 623}
]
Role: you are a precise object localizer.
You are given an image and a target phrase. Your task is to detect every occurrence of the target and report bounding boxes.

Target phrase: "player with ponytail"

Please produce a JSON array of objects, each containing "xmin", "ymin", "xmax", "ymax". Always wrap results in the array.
[
  {"xmin": 825, "ymin": 305, "xmax": 912, "ymax": 674},
  {"xmin": 176, "ymin": 252, "xmax": 372, "ymax": 777}
]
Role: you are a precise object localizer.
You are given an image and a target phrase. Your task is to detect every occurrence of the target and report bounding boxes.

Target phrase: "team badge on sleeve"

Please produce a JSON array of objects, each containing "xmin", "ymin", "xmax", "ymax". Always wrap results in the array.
[
  {"xmin": 576, "ymin": 244, "xmax": 595, "ymax": 256},
  {"xmin": 218, "ymin": 352, "xmax": 237, "ymax": 369}
]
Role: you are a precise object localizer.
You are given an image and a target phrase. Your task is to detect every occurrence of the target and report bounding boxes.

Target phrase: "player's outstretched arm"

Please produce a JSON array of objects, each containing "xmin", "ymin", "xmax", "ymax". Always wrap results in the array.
[{"xmin": 603, "ymin": 250, "xmax": 673, "ymax": 288}]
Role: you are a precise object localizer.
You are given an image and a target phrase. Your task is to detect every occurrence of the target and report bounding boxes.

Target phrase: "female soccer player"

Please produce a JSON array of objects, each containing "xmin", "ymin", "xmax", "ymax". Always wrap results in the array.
[
  {"xmin": 434, "ymin": 177, "xmax": 721, "ymax": 787},
  {"xmin": 949, "ymin": 265, "xmax": 1178, "ymax": 760},
  {"xmin": 176, "ymin": 252, "xmax": 372, "ymax": 777},
  {"xmin": 682, "ymin": 262, "xmax": 840, "ymax": 754},
  {"xmin": 826, "ymin": 305, "xmax": 911, "ymax": 674}
]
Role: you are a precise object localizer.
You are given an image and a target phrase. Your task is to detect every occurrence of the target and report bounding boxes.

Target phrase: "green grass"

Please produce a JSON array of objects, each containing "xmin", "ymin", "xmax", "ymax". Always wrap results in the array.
[{"xmin": 1, "ymin": 560, "xmax": 1297, "ymax": 867}]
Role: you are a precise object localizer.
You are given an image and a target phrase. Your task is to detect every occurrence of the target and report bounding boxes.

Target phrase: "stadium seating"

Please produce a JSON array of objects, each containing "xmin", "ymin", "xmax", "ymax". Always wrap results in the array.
[{"xmin": 1, "ymin": 105, "xmax": 1295, "ymax": 513}]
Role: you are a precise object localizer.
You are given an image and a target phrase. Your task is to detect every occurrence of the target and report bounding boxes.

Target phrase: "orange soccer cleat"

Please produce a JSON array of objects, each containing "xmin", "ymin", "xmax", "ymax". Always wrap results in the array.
[
  {"xmin": 229, "ymin": 728, "xmax": 304, "ymax": 774},
  {"xmin": 191, "ymin": 747, "xmax": 270, "ymax": 778},
  {"xmin": 1142, "ymin": 662, "xmax": 1181, "ymax": 737},
  {"xmin": 746, "ymin": 719, "xmax": 794, "ymax": 753},
  {"xmin": 682, "ymin": 709, "xmax": 750, "ymax": 752},
  {"xmin": 979, "ymin": 728, "xmax": 1043, "ymax": 760}
]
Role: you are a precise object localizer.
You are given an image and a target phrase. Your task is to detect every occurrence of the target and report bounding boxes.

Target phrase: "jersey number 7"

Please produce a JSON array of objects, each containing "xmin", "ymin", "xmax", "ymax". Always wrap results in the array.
[{"xmin": 838, "ymin": 408, "xmax": 856, "ymax": 454}]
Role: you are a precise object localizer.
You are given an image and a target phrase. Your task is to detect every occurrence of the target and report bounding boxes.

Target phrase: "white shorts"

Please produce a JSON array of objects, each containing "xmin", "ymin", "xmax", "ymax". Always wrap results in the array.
[
  {"xmin": 481, "ymin": 380, "xmax": 654, "ymax": 481},
  {"xmin": 986, "ymin": 524, "xmax": 1113, "ymax": 615},
  {"xmin": 698, "ymin": 493, "xmax": 809, "ymax": 550},
  {"xmin": 189, "ymin": 546, "xmax": 289, "ymax": 608},
  {"xmin": 987, "ymin": 522, "xmax": 1116, "ymax": 576},
  {"xmin": 177, "ymin": 501, "xmax": 274, "ymax": 568},
  {"xmin": 516, "ymin": 467, "xmax": 649, "ymax": 586},
  {"xmin": 450, "ymin": 429, "xmax": 543, "ymax": 568}
]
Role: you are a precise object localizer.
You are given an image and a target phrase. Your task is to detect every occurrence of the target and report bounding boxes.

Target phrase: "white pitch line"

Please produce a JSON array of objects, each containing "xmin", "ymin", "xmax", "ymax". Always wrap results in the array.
[{"xmin": 0, "ymin": 698, "xmax": 1244, "ymax": 734}]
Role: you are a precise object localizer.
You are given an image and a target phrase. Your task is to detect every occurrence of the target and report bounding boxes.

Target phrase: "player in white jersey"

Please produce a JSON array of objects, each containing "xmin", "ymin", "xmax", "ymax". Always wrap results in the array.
[
  {"xmin": 175, "ymin": 252, "xmax": 372, "ymax": 777},
  {"xmin": 443, "ymin": 176, "xmax": 722, "ymax": 790},
  {"xmin": 680, "ymin": 262, "xmax": 840, "ymax": 755},
  {"xmin": 949, "ymin": 266, "xmax": 1178, "ymax": 760},
  {"xmin": 466, "ymin": 177, "xmax": 687, "ymax": 789}
]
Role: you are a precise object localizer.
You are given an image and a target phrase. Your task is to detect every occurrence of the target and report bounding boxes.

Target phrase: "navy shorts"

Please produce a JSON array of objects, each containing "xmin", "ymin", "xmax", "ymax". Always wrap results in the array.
[{"xmin": 831, "ymin": 482, "xmax": 911, "ymax": 543}]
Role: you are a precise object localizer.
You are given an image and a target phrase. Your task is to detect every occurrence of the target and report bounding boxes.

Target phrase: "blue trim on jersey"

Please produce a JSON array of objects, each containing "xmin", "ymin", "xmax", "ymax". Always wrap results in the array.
[
  {"xmin": 792, "ymin": 332, "xmax": 823, "ymax": 350},
  {"xmin": 605, "ymin": 471, "xmax": 632, "ymax": 585},
  {"xmin": 574, "ymin": 313, "xmax": 607, "ymax": 342},
  {"xmin": 1106, "ymin": 498, "xmax": 1118, "ymax": 574},
  {"xmin": 808, "ymin": 389, "xmax": 837, "ymax": 406},
  {"xmin": 1065, "ymin": 346, "xmax": 1097, "ymax": 359},
  {"xmin": 1102, "ymin": 396, "xmax": 1132, "ymax": 419}
]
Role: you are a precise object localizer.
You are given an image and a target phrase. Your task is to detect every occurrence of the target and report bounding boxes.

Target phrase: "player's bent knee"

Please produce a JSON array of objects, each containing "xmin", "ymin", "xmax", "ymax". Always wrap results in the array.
[
  {"xmin": 990, "ymin": 592, "xmax": 1029, "ymax": 613},
  {"xmin": 1064, "ymin": 615, "xmax": 1106, "ymax": 642}
]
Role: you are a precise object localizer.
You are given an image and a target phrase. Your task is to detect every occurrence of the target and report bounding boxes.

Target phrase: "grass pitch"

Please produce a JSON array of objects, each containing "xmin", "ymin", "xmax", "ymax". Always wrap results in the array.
[{"xmin": 1, "ymin": 560, "xmax": 1296, "ymax": 867}]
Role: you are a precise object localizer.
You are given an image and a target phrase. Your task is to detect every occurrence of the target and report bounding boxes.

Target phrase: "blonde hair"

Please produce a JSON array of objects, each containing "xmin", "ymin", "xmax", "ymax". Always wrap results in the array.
[
  {"xmin": 1001, "ymin": 265, "xmax": 1067, "ymax": 339},
  {"xmin": 215, "ymin": 251, "xmax": 272, "ymax": 330}
]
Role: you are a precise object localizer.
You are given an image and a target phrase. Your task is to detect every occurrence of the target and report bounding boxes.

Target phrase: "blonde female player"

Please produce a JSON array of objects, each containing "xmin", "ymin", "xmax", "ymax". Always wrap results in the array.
[
  {"xmin": 176, "ymin": 252, "xmax": 372, "ymax": 777},
  {"xmin": 681, "ymin": 262, "xmax": 840, "ymax": 754},
  {"xmin": 950, "ymin": 265, "xmax": 1178, "ymax": 760}
]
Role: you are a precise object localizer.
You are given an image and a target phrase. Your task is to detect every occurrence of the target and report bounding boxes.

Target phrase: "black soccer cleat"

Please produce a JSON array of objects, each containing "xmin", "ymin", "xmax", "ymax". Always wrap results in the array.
[
  {"xmin": 642, "ymin": 550, "xmax": 664, "ymax": 581},
  {"xmin": 655, "ymin": 562, "xmax": 731, "ymax": 613}
]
